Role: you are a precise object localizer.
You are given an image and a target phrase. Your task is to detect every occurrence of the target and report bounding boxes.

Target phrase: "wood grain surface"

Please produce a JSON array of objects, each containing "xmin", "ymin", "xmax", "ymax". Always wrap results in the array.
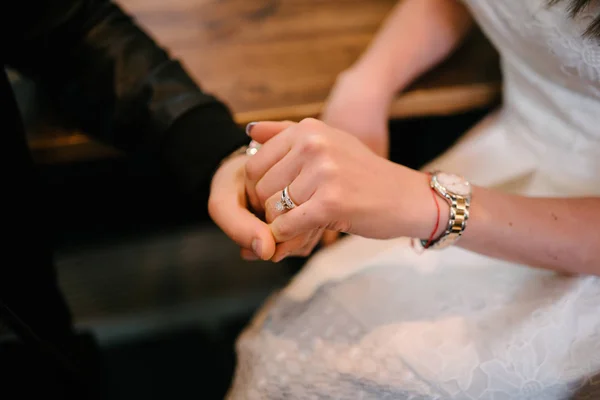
[{"xmin": 28, "ymin": 0, "xmax": 501, "ymax": 163}]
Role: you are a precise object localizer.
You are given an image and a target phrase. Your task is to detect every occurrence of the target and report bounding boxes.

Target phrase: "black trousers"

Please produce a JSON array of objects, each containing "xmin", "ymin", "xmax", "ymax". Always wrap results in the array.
[{"xmin": 0, "ymin": 68, "xmax": 104, "ymax": 399}]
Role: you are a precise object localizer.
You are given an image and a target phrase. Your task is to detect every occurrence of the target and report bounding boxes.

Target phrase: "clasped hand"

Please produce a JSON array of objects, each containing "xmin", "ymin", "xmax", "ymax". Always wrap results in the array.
[{"xmin": 209, "ymin": 118, "xmax": 425, "ymax": 263}]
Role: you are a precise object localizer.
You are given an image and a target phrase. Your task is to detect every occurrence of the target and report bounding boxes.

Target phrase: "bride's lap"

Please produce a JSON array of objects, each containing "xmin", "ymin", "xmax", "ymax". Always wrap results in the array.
[
  {"xmin": 228, "ymin": 235, "xmax": 600, "ymax": 399},
  {"xmin": 227, "ymin": 112, "xmax": 600, "ymax": 398}
]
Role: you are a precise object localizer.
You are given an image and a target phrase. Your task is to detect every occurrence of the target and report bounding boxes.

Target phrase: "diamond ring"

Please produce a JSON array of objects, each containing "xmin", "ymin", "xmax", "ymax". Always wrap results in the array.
[{"xmin": 275, "ymin": 186, "xmax": 296, "ymax": 212}]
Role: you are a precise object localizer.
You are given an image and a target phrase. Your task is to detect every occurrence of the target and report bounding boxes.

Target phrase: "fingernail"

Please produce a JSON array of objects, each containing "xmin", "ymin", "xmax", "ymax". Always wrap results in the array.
[
  {"xmin": 246, "ymin": 122, "xmax": 257, "ymax": 136},
  {"xmin": 274, "ymin": 252, "xmax": 290, "ymax": 263},
  {"xmin": 251, "ymin": 239, "xmax": 262, "ymax": 258},
  {"xmin": 242, "ymin": 253, "xmax": 259, "ymax": 261}
]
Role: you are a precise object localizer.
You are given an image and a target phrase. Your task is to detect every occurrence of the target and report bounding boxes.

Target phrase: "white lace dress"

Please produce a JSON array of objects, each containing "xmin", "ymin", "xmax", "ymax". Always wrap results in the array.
[{"xmin": 227, "ymin": 1, "xmax": 600, "ymax": 398}]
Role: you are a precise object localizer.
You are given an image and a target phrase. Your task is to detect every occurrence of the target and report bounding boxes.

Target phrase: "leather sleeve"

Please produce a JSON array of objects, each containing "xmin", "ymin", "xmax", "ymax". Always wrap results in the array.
[{"xmin": 6, "ymin": 0, "xmax": 248, "ymax": 193}]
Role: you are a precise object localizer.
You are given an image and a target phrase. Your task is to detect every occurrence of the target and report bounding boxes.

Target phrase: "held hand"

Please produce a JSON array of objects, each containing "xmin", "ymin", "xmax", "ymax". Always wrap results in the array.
[
  {"xmin": 246, "ymin": 118, "xmax": 429, "ymax": 246},
  {"xmin": 208, "ymin": 154, "xmax": 276, "ymax": 261},
  {"xmin": 245, "ymin": 121, "xmax": 327, "ymax": 262}
]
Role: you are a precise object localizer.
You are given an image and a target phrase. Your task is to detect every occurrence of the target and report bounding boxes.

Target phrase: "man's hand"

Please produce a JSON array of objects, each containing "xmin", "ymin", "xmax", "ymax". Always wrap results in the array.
[{"xmin": 208, "ymin": 154, "xmax": 276, "ymax": 261}]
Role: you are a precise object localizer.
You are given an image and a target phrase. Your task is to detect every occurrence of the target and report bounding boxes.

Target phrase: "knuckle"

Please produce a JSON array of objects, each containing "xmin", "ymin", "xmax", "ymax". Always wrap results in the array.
[
  {"xmin": 298, "ymin": 117, "xmax": 322, "ymax": 130},
  {"xmin": 317, "ymin": 159, "xmax": 339, "ymax": 180},
  {"xmin": 300, "ymin": 133, "xmax": 327, "ymax": 155}
]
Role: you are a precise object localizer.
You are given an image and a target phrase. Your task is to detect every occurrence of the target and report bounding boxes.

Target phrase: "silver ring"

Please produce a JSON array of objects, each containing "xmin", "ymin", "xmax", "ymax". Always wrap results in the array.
[{"xmin": 275, "ymin": 186, "xmax": 296, "ymax": 212}]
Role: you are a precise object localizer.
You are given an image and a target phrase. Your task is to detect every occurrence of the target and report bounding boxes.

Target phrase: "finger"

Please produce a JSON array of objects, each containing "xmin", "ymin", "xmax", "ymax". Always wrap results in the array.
[
  {"xmin": 245, "ymin": 125, "xmax": 296, "ymax": 184},
  {"xmin": 269, "ymin": 201, "xmax": 325, "ymax": 243},
  {"xmin": 245, "ymin": 175, "xmax": 264, "ymax": 217},
  {"xmin": 272, "ymin": 228, "xmax": 323, "ymax": 263},
  {"xmin": 246, "ymin": 121, "xmax": 296, "ymax": 144},
  {"xmin": 287, "ymin": 228, "xmax": 324, "ymax": 260},
  {"xmin": 321, "ymin": 230, "xmax": 340, "ymax": 246},
  {"xmin": 209, "ymin": 164, "xmax": 276, "ymax": 260},
  {"xmin": 263, "ymin": 168, "xmax": 317, "ymax": 224},
  {"xmin": 210, "ymin": 198, "xmax": 275, "ymax": 260},
  {"xmin": 299, "ymin": 228, "xmax": 325, "ymax": 256},
  {"xmin": 254, "ymin": 148, "xmax": 303, "ymax": 207},
  {"xmin": 240, "ymin": 248, "xmax": 259, "ymax": 261},
  {"xmin": 271, "ymin": 233, "xmax": 310, "ymax": 262},
  {"xmin": 245, "ymin": 123, "xmax": 297, "ymax": 213}
]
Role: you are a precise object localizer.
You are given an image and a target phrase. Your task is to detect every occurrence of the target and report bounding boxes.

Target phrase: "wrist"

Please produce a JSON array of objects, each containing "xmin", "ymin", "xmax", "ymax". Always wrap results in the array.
[
  {"xmin": 347, "ymin": 51, "xmax": 413, "ymax": 97},
  {"xmin": 337, "ymin": 66, "xmax": 397, "ymax": 106},
  {"xmin": 387, "ymin": 167, "xmax": 450, "ymax": 240}
]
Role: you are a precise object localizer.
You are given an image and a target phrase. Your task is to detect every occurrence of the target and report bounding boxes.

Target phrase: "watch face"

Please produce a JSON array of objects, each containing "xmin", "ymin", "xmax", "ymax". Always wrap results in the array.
[{"xmin": 436, "ymin": 172, "xmax": 471, "ymax": 196}]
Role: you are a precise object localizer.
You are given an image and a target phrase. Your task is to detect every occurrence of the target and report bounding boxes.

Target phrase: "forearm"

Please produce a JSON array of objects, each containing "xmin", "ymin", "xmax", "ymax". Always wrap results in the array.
[
  {"xmin": 348, "ymin": 0, "xmax": 473, "ymax": 96},
  {"xmin": 8, "ymin": 0, "xmax": 247, "ymax": 195},
  {"xmin": 461, "ymin": 189, "xmax": 600, "ymax": 274},
  {"xmin": 402, "ymin": 170, "xmax": 600, "ymax": 275}
]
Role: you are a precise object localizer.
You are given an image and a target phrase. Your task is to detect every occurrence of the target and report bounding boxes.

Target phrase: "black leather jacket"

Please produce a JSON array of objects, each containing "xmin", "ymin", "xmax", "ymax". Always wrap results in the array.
[
  {"xmin": 4, "ymin": 0, "xmax": 248, "ymax": 193},
  {"xmin": 1, "ymin": 1, "xmax": 247, "ymax": 395}
]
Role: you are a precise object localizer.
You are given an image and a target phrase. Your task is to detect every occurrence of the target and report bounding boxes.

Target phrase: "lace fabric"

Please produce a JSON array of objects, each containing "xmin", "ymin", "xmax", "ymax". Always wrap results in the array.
[{"xmin": 227, "ymin": 1, "xmax": 600, "ymax": 398}]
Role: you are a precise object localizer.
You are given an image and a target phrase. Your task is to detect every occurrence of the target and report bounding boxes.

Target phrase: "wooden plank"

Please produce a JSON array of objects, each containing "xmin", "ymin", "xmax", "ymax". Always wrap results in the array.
[{"xmin": 28, "ymin": 0, "xmax": 501, "ymax": 163}]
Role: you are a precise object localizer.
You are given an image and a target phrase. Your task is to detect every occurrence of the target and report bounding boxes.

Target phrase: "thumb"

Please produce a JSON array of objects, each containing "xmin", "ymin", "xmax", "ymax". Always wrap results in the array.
[
  {"xmin": 246, "ymin": 121, "xmax": 296, "ymax": 144},
  {"xmin": 208, "ymin": 161, "xmax": 276, "ymax": 259},
  {"xmin": 212, "ymin": 201, "xmax": 276, "ymax": 260}
]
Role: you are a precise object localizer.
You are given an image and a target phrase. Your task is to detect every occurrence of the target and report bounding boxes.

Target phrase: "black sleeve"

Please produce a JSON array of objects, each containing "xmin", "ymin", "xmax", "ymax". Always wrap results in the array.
[{"xmin": 5, "ymin": 0, "xmax": 248, "ymax": 194}]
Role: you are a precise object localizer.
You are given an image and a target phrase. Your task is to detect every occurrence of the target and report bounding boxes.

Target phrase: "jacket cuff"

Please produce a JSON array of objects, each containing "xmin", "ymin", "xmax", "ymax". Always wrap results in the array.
[{"xmin": 160, "ymin": 102, "xmax": 249, "ymax": 196}]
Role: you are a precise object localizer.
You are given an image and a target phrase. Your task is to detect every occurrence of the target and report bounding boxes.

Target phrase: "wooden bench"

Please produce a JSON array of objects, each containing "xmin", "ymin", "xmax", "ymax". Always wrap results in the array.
[{"xmin": 28, "ymin": 0, "xmax": 501, "ymax": 164}]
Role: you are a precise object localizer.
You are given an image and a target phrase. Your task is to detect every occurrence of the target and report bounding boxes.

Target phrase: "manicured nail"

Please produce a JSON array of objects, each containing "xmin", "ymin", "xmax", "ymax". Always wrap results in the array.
[
  {"xmin": 251, "ymin": 239, "xmax": 262, "ymax": 258},
  {"xmin": 246, "ymin": 122, "xmax": 257, "ymax": 136}
]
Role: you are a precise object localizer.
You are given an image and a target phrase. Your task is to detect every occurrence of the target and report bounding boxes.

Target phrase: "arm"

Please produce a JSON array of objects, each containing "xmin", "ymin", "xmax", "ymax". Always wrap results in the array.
[
  {"xmin": 7, "ymin": 0, "xmax": 276, "ymax": 258},
  {"xmin": 438, "ymin": 188, "xmax": 600, "ymax": 275},
  {"xmin": 370, "ymin": 162, "xmax": 600, "ymax": 275},
  {"xmin": 349, "ymin": 0, "xmax": 474, "ymax": 95},
  {"xmin": 247, "ymin": 120, "xmax": 600, "ymax": 274},
  {"xmin": 322, "ymin": 0, "xmax": 473, "ymax": 156},
  {"xmin": 6, "ymin": 0, "xmax": 248, "ymax": 194}
]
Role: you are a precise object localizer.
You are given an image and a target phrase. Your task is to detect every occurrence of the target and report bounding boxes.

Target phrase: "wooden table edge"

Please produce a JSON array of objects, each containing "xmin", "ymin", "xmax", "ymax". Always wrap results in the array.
[
  {"xmin": 234, "ymin": 82, "xmax": 501, "ymax": 125},
  {"xmin": 28, "ymin": 83, "xmax": 501, "ymax": 154}
]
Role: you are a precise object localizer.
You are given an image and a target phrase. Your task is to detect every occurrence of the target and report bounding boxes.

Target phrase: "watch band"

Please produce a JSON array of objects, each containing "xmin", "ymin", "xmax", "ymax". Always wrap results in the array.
[
  {"xmin": 420, "ymin": 172, "xmax": 471, "ymax": 250},
  {"xmin": 422, "ymin": 196, "xmax": 469, "ymax": 249}
]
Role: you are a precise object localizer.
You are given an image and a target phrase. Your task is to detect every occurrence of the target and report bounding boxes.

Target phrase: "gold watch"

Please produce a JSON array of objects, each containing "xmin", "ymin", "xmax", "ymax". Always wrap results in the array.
[{"xmin": 421, "ymin": 171, "xmax": 472, "ymax": 249}]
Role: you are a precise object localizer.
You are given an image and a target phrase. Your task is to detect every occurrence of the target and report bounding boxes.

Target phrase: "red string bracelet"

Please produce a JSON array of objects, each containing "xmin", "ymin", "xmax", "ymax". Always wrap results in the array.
[
  {"xmin": 411, "ymin": 173, "xmax": 441, "ymax": 253},
  {"xmin": 423, "ymin": 175, "xmax": 441, "ymax": 249}
]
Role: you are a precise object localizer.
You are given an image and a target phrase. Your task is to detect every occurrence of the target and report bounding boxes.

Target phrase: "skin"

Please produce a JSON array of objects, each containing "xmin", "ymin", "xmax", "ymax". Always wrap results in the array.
[
  {"xmin": 210, "ymin": 0, "xmax": 600, "ymax": 270},
  {"xmin": 247, "ymin": 119, "xmax": 600, "ymax": 274},
  {"xmin": 239, "ymin": 0, "xmax": 476, "ymax": 259},
  {"xmin": 208, "ymin": 154, "xmax": 276, "ymax": 261}
]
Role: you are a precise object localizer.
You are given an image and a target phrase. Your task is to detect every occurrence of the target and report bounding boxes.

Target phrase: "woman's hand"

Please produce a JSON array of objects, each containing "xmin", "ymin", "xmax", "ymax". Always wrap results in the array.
[
  {"xmin": 245, "ymin": 121, "xmax": 330, "ymax": 261},
  {"xmin": 246, "ymin": 119, "xmax": 436, "ymax": 260},
  {"xmin": 317, "ymin": 69, "xmax": 394, "ymax": 248}
]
